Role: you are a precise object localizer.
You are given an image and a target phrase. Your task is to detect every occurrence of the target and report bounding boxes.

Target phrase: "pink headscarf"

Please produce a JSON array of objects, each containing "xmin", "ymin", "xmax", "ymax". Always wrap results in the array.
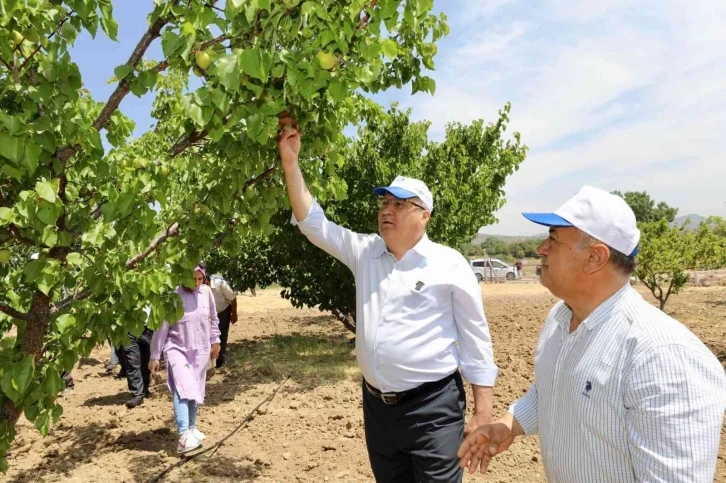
[{"xmin": 195, "ymin": 262, "xmax": 207, "ymax": 279}]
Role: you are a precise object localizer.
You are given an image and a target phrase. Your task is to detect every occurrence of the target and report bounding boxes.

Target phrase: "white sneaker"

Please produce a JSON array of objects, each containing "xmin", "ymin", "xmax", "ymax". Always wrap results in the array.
[
  {"xmin": 177, "ymin": 431, "xmax": 202, "ymax": 454},
  {"xmin": 190, "ymin": 426, "xmax": 206, "ymax": 441}
]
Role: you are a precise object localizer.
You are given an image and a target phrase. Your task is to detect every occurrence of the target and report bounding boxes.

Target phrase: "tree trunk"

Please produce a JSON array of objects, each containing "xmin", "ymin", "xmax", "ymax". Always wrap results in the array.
[
  {"xmin": 331, "ymin": 309, "xmax": 356, "ymax": 334},
  {"xmin": 1, "ymin": 291, "xmax": 51, "ymax": 428}
]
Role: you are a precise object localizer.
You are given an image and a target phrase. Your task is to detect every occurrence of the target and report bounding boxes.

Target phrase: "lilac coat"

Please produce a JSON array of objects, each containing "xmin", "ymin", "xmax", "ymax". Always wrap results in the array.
[{"xmin": 150, "ymin": 285, "xmax": 221, "ymax": 404}]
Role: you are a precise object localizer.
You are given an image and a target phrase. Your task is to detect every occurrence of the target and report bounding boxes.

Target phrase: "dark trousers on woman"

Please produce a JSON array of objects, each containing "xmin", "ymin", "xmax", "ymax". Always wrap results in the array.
[
  {"xmin": 216, "ymin": 305, "xmax": 231, "ymax": 368},
  {"xmin": 363, "ymin": 371, "xmax": 466, "ymax": 483}
]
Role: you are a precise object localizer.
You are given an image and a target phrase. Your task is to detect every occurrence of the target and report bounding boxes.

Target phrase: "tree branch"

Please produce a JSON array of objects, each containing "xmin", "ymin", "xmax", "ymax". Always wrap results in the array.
[
  {"xmin": 125, "ymin": 222, "xmax": 180, "ymax": 269},
  {"xmin": 18, "ymin": 16, "xmax": 68, "ymax": 73},
  {"xmin": 214, "ymin": 165, "xmax": 277, "ymax": 246},
  {"xmin": 91, "ymin": 16, "xmax": 169, "ymax": 134},
  {"xmin": 8, "ymin": 224, "xmax": 35, "ymax": 245},
  {"xmin": 332, "ymin": 308, "xmax": 356, "ymax": 333},
  {"xmin": 52, "ymin": 288, "xmax": 92, "ymax": 314},
  {"xmin": 0, "ymin": 56, "xmax": 13, "ymax": 72},
  {"xmin": 170, "ymin": 130, "xmax": 208, "ymax": 157},
  {"xmin": 0, "ymin": 303, "xmax": 30, "ymax": 321}
]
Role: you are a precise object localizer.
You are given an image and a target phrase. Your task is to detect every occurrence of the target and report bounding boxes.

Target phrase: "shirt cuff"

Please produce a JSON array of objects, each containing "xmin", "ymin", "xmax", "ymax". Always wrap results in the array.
[
  {"xmin": 290, "ymin": 199, "xmax": 322, "ymax": 226},
  {"xmin": 460, "ymin": 365, "xmax": 498, "ymax": 387},
  {"xmin": 508, "ymin": 398, "xmax": 538, "ymax": 436}
]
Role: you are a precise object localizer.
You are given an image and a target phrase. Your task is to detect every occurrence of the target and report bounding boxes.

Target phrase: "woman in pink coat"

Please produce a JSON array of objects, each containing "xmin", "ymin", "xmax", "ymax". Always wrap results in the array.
[{"xmin": 149, "ymin": 264, "xmax": 221, "ymax": 453}]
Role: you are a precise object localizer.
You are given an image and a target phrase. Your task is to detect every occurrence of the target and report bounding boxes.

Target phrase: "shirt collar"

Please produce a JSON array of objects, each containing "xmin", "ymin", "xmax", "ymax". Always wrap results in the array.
[
  {"xmin": 555, "ymin": 282, "xmax": 634, "ymax": 331},
  {"xmin": 369, "ymin": 234, "xmax": 433, "ymax": 259}
]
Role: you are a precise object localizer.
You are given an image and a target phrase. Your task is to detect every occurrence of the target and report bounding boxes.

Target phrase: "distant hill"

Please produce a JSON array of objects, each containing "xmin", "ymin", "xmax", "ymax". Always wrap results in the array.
[
  {"xmin": 471, "ymin": 233, "xmax": 547, "ymax": 245},
  {"xmin": 673, "ymin": 214, "xmax": 704, "ymax": 228}
]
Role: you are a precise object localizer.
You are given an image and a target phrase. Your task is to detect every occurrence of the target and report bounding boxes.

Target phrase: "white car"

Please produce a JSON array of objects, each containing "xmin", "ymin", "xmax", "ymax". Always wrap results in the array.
[{"xmin": 470, "ymin": 258, "xmax": 517, "ymax": 282}]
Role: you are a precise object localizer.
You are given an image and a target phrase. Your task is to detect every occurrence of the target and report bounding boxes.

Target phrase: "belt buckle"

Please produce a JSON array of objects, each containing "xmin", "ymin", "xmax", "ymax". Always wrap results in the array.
[{"xmin": 380, "ymin": 393, "xmax": 398, "ymax": 405}]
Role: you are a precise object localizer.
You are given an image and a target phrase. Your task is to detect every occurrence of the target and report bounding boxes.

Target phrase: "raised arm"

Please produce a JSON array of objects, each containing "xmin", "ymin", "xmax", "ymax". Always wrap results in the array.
[{"xmin": 278, "ymin": 117, "xmax": 312, "ymax": 223}]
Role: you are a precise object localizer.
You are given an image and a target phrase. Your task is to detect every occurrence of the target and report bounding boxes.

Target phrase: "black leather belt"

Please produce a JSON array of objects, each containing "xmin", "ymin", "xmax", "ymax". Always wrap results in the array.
[{"xmin": 364, "ymin": 372, "xmax": 459, "ymax": 405}]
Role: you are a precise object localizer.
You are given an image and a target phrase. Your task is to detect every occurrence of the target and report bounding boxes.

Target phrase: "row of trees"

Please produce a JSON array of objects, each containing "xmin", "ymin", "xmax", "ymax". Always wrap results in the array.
[
  {"xmin": 462, "ymin": 236, "xmax": 543, "ymax": 260},
  {"xmin": 613, "ymin": 191, "xmax": 726, "ymax": 310}
]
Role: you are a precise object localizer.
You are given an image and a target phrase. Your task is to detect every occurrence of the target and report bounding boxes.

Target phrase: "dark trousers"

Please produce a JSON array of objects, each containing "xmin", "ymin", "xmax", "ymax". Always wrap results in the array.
[
  {"xmin": 121, "ymin": 328, "xmax": 153, "ymax": 398},
  {"xmin": 363, "ymin": 372, "xmax": 466, "ymax": 483},
  {"xmin": 217, "ymin": 305, "xmax": 231, "ymax": 366}
]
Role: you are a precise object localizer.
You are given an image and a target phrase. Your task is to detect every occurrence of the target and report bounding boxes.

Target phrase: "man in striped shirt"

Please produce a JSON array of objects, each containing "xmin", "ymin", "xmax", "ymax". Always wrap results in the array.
[{"xmin": 458, "ymin": 186, "xmax": 726, "ymax": 482}]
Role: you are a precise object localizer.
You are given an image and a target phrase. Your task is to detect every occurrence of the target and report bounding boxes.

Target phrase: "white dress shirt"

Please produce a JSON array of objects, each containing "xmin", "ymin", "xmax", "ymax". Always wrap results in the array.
[
  {"xmin": 510, "ymin": 283, "xmax": 726, "ymax": 483},
  {"xmin": 293, "ymin": 200, "xmax": 498, "ymax": 393},
  {"xmin": 209, "ymin": 275, "xmax": 236, "ymax": 312}
]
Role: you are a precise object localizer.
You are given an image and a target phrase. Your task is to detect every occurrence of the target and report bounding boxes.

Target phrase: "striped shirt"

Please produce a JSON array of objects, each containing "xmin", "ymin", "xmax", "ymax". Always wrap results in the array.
[{"xmin": 509, "ymin": 283, "xmax": 726, "ymax": 482}]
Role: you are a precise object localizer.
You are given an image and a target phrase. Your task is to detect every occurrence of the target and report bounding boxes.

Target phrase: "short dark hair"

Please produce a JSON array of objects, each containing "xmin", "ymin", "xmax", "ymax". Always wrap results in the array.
[{"xmin": 580, "ymin": 233, "xmax": 637, "ymax": 276}]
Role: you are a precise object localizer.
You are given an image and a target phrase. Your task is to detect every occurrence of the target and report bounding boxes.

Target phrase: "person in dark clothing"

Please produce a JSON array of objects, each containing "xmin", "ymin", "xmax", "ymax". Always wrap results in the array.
[
  {"xmin": 122, "ymin": 327, "xmax": 154, "ymax": 408},
  {"xmin": 121, "ymin": 307, "xmax": 154, "ymax": 408}
]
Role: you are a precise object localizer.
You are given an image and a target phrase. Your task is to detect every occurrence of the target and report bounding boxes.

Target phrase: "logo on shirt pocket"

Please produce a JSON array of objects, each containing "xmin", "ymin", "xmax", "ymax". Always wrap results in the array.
[{"xmin": 581, "ymin": 380, "xmax": 592, "ymax": 399}]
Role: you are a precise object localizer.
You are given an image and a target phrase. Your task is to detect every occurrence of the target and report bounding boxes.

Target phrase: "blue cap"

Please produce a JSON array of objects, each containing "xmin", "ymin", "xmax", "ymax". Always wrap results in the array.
[
  {"xmin": 373, "ymin": 186, "xmax": 418, "ymax": 199},
  {"xmin": 521, "ymin": 213, "xmax": 573, "ymax": 227}
]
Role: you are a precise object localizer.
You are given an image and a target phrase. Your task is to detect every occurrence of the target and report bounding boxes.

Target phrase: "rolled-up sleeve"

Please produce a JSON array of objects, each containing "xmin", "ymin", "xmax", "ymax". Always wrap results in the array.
[
  {"xmin": 624, "ymin": 344, "xmax": 726, "ymax": 482},
  {"xmin": 451, "ymin": 260, "xmax": 498, "ymax": 387},
  {"xmin": 509, "ymin": 383, "xmax": 539, "ymax": 435},
  {"xmin": 291, "ymin": 200, "xmax": 368, "ymax": 272},
  {"xmin": 218, "ymin": 279, "xmax": 237, "ymax": 302}
]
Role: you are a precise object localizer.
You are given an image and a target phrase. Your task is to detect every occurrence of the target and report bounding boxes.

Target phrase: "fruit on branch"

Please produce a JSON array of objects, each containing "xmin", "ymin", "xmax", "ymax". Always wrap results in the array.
[{"xmin": 316, "ymin": 51, "xmax": 336, "ymax": 70}]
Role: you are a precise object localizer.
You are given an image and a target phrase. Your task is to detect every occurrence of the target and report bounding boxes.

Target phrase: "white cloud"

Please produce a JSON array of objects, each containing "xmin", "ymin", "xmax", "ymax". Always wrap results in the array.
[{"xmin": 406, "ymin": 0, "xmax": 726, "ymax": 234}]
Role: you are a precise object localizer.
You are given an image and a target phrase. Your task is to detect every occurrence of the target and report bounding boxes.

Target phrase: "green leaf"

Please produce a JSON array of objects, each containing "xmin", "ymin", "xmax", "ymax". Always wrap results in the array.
[
  {"xmin": 188, "ymin": 104, "xmax": 205, "ymax": 127},
  {"xmin": 55, "ymin": 314, "xmax": 76, "ymax": 334},
  {"xmin": 35, "ymin": 180, "xmax": 57, "ymax": 203},
  {"xmin": 130, "ymin": 78, "xmax": 148, "ymax": 97},
  {"xmin": 0, "ymin": 207, "xmax": 13, "ymax": 225},
  {"xmin": 161, "ymin": 31, "xmax": 182, "ymax": 58},
  {"xmin": 66, "ymin": 252, "xmax": 82, "ymax": 265},
  {"xmin": 21, "ymin": 139, "xmax": 41, "ymax": 175},
  {"xmin": 210, "ymin": 53, "xmax": 239, "ymax": 91},
  {"xmin": 327, "ymin": 79, "xmax": 347, "ymax": 103},
  {"xmin": 100, "ymin": 12, "xmax": 119, "ymax": 41},
  {"xmin": 36, "ymin": 201, "xmax": 60, "ymax": 225},
  {"xmin": 240, "ymin": 47, "xmax": 272, "ymax": 83},
  {"xmin": 381, "ymin": 39, "xmax": 398, "ymax": 59},
  {"xmin": 114, "ymin": 65, "xmax": 132, "ymax": 81},
  {"xmin": 23, "ymin": 260, "xmax": 45, "ymax": 282},
  {"xmin": 0, "ymin": 132, "xmax": 24, "ymax": 164},
  {"xmin": 138, "ymin": 70, "xmax": 158, "ymax": 89},
  {"xmin": 1, "ymin": 355, "xmax": 35, "ymax": 404},
  {"xmin": 380, "ymin": 0, "xmax": 402, "ymax": 19},
  {"xmin": 41, "ymin": 226, "xmax": 58, "ymax": 248}
]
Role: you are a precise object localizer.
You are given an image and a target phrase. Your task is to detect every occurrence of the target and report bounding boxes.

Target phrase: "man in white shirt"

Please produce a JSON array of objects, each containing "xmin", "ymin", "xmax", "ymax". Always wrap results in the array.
[
  {"xmin": 458, "ymin": 186, "xmax": 726, "ymax": 482},
  {"xmin": 278, "ymin": 119, "xmax": 498, "ymax": 481},
  {"xmin": 207, "ymin": 271, "xmax": 238, "ymax": 368}
]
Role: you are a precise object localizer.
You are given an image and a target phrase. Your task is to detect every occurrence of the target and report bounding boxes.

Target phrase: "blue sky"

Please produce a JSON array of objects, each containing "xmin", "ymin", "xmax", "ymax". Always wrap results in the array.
[{"xmin": 71, "ymin": 0, "xmax": 726, "ymax": 235}]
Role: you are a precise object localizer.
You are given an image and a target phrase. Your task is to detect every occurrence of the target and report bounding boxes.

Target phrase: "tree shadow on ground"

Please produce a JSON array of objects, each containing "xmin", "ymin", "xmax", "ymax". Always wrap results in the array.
[
  {"xmin": 8, "ymin": 419, "xmax": 181, "ymax": 483},
  {"xmin": 135, "ymin": 453, "xmax": 265, "ymax": 482},
  {"xmin": 203, "ymin": 322, "xmax": 357, "ymax": 406},
  {"xmin": 82, "ymin": 391, "xmax": 129, "ymax": 407}
]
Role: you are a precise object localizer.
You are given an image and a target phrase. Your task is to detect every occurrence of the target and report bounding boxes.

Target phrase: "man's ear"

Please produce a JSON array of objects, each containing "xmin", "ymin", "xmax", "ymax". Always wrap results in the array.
[
  {"xmin": 585, "ymin": 243, "xmax": 611, "ymax": 274},
  {"xmin": 422, "ymin": 210, "xmax": 431, "ymax": 224}
]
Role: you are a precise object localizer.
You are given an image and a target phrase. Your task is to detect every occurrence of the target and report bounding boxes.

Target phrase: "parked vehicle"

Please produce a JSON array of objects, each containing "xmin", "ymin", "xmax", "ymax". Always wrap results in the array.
[{"xmin": 470, "ymin": 258, "xmax": 517, "ymax": 282}]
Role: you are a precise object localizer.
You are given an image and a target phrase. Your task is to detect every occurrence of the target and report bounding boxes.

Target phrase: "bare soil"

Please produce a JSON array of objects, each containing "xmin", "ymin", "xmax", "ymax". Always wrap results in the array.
[{"xmin": 6, "ymin": 284, "xmax": 726, "ymax": 482}]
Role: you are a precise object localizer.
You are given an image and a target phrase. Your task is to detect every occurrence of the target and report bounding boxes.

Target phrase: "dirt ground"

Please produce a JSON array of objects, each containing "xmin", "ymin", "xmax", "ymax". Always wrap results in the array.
[{"xmin": 5, "ymin": 283, "xmax": 726, "ymax": 482}]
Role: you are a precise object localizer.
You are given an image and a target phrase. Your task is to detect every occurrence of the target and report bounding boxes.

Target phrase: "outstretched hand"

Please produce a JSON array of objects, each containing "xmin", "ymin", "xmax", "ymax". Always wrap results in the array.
[
  {"xmin": 457, "ymin": 418, "xmax": 517, "ymax": 474},
  {"xmin": 278, "ymin": 113, "xmax": 301, "ymax": 169}
]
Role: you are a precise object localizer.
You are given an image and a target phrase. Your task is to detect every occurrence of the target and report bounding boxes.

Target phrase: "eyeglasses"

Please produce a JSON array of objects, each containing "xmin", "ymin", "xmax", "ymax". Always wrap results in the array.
[{"xmin": 377, "ymin": 197, "xmax": 426, "ymax": 211}]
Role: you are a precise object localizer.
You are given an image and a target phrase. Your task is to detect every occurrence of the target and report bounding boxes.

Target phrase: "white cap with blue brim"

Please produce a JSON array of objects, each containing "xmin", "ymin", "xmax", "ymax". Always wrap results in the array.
[
  {"xmin": 373, "ymin": 176, "xmax": 434, "ymax": 212},
  {"xmin": 522, "ymin": 185, "xmax": 640, "ymax": 257}
]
